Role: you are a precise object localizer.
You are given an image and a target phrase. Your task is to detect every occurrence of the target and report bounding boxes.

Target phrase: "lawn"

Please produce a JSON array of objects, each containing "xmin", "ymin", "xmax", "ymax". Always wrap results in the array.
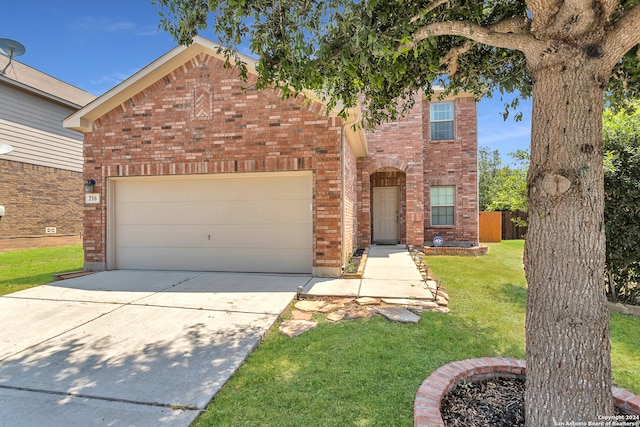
[
  {"xmin": 1, "ymin": 242, "xmax": 637, "ymax": 426},
  {"xmin": 0, "ymin": 245, "xmax": 83, "ymax": 295},
  {"xmin": 193, "ymin": 240, "xmax": 640, "ymax": 427}
]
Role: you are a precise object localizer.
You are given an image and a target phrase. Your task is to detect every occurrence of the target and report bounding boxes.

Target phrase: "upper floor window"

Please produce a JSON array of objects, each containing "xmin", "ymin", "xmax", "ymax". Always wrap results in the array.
[{"xmin": 430, "ymin": 102, "xmax": 454, "ymax": 141}]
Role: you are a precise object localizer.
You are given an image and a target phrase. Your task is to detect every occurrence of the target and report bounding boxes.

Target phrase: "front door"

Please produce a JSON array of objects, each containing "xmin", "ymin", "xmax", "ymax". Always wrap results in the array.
[{"xmin": 373, "ymin": 186, "xmax": 399, "ymax": 243}]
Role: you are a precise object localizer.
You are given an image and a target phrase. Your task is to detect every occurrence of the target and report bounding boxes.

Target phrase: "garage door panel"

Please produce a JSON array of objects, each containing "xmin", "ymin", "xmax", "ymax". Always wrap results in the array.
[
  {"xmin": 116, "ymin": 175, "xmax": 311, "ymax": 203},
  {"xmin": 116, "ymin": 247, "xmax": 312, "ymax": 273},
  {"xmin": 117, "ymin": 199, "xmax": 311, "ymax": 225},
  {"xmin": 112, "ymin": 172, "xmax": 313, "ymax": 273},
  {"xmin": 116, "ymin": 224, "xmax": 312, "ymax": 249}
]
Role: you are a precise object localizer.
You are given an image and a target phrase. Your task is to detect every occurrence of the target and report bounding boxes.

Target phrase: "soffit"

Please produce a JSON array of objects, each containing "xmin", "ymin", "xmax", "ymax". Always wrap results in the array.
[{"xmin": 0, "ymin": 58, "xmax": 95, "ymax": 108}]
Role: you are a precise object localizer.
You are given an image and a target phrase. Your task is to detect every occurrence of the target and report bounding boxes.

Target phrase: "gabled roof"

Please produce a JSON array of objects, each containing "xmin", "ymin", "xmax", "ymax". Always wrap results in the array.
[
  {"xmin": 0, "ymin": 58, "xmax": 95, "ymax": 108},
  {"xmin": 63, "ymin": 36, "xmax": 367, "ymax": 156},
  {"xmin": 64, "ymin": 37, "xmax": 247, "ymax": 132}
]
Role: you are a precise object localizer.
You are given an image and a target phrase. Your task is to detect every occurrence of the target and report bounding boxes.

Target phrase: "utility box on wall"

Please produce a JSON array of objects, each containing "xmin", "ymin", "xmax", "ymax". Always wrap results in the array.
[{"xmin": 479, "ymin": 211, "xmax": 502, "ymax": 243}]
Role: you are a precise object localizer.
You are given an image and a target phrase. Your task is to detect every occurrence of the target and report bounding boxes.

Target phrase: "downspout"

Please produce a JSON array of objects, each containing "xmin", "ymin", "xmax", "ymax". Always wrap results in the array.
[{"xmin": 340, "ymin": 108, "xmax": 361, "ymax": 273}]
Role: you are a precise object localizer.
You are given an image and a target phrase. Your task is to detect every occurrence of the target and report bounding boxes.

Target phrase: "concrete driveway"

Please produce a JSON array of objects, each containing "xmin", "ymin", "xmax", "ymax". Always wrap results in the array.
[{"xmin": 0, "ymin": 271, "xmax": 310, "ymax": 427}]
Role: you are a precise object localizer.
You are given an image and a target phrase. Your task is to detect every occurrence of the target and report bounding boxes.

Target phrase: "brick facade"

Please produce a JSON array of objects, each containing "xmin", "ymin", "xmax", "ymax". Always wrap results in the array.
[
  {"xmin": 357, "ymin": 93, "xmax": 478, "ymax": 248},
  {"xmin": 423, "ymin": 95, "xmax": 478, "ymax": 245},
  {"xmin": 72, "ymin": 40, "xmax": 478, "ymax": 276},
  {"xmin": 0, "ymin": 160, "xmax": 83, "ymax": 237},
  {"xmin": 342, "ymin": 131, "xmax": 359, "ymax": 264},
  {"xmin": 358, "ymin": 99, "xmax": 425, "ymax": 246},
  {"xmin": 82, "ymin": 53, "xmax": 345, "ymax": 275}
]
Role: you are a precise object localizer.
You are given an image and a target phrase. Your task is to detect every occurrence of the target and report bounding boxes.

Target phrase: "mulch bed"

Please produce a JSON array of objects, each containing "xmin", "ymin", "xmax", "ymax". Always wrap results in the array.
[
  {"xmin": 441, "ymin": 376, "xmax": 631, "ymax": 426},
  {"xmin": 441, "ymin": 377, "xmax": 525, "ymax": 427},
  {"xmin": 344, "ymin": 248, "xmax": 366, "ymax": 273}
]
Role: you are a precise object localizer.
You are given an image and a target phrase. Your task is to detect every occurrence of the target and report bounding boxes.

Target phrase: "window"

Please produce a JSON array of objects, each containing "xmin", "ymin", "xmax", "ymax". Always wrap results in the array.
[
  {"xmin": 431, "ymin": 186, "xmax": 455, "ymax": 226},
  {"xmin": 430, "ymin": 102, "xmax": 454, "ymax": 141}
]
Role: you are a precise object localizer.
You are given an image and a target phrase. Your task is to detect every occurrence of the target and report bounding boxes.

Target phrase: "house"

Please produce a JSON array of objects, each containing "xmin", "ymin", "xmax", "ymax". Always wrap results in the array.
[
  {"xmin": 0, "ymin": 58, "xmax": 95, "ymax": 243},
  {"xmin": 64, "ymin": 37, "xmax": 478, "ymax": 277}
]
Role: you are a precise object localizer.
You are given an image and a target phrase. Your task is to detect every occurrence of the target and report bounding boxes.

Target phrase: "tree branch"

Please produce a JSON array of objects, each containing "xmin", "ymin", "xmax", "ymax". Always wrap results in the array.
[
  {"xmin": 408, "ymin": 17, "xmax": 536, "ymax": 54},
  {"xmin": 440, "ymin": 40, "xmax": 471, "ymax": 75},
  {"xmin": 409, "ymin": 0, "xmax": 449, "ymax": 24},
  {"xmin": 599, "ymin": 0, "xmax": 620, "ymax": 22},
  {"xmin": 550, "ymin": 0, "xmax": 597, "ymax": 38},
  {"xmin": 602, "ymin": 3, "xmax": 640, "ymax": 68}
]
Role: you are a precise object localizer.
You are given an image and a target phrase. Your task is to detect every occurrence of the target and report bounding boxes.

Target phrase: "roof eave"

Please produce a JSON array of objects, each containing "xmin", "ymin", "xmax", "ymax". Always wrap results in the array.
[
  {"xmin": 1, "ymin": 74, "xmax": 87, "ymax": 110},
  {"xmin": 343, "ymin": 107, "xmax": 368, "ymax": 158}
]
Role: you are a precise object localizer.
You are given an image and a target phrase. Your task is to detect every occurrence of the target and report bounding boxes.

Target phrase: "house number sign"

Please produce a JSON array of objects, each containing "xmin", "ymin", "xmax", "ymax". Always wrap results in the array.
[{"xmin": 85, "ymin": 193, "xmax": 100, "ymax": 204}]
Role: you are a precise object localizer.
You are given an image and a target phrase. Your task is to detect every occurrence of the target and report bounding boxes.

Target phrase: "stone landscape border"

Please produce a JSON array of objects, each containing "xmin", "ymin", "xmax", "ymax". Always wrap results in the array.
[
  {"xmin": 423, "ymin": 245, "xmax": 489, "ymax": 256},
  {"xmin": 414, "ymin": 357, "xmax": 640, "ymax": 427}
]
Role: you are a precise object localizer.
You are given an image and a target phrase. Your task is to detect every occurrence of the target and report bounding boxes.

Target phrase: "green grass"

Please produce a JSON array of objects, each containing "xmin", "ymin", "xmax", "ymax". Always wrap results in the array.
[
  {"xmin": 0, "ymin": 245, "xmax": 83, "ymax": 295},
  {"xmin": 0, "ymin": 242, "xmax": 637, "ymax": 425},
  {"xmin": 194, "ymin": 240, "xmax": 640, "ymax": 427}
]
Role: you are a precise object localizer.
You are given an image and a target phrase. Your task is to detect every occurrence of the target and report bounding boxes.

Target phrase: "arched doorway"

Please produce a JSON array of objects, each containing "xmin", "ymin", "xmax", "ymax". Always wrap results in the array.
[{"xmin": 370, "ymin": 168, "xmax": 406, "ymax": 244}]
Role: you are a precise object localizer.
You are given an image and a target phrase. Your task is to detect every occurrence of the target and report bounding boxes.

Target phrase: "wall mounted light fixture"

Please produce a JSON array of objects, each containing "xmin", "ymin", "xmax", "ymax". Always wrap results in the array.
[{"xmin": 84, "ymin": 179, "xmax": 97, "ymax": 193}]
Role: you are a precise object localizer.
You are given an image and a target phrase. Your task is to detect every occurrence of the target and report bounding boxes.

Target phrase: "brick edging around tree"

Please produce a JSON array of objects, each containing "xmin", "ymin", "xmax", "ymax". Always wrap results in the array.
[{"xmin": 414, "ymin": 357, "xmax": 640, "ymax": 427}]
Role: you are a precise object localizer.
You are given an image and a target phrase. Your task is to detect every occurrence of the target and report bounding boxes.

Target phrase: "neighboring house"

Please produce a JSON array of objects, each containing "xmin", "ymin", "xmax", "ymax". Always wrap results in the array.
[
  {"xmin": 64, "ymin": 37, "xmax": 477, "ymax": 277},
  {"xmin": 0, "ymin": 58, "xmax": 95, "ymax": 240}
]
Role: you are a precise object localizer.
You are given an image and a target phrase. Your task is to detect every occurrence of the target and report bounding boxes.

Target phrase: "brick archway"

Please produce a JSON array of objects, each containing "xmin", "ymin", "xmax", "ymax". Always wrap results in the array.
[
  {"xmin": 363, "ymin": 160, "xmax": 410, "ymax": 176},
  {"xmin": 357, "ymin": 149, "xmax": 425, "ymax": 249},
  {"xmin": 357, "ymin": 160, "xmax": 423, "ymax": 246}
]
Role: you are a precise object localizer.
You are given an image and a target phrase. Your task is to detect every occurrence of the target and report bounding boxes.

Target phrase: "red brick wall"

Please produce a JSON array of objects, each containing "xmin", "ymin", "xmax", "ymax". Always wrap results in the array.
[
  {"xmin": 343, "ymin": 131, "xmax": 359, "ymax": 264},
  {"xmin": 423, "ymin": 95, "xmax": 478, "ymax": 244},
  {"xmin": 82, "ymin": 53, "xmax": 344, "ymax": 274},
  {"xmin": 356, "ymin": 93, "xmax": 478, "ymax": 247},
  {"xmin": 0, "ymin": 160, "xmax": 83, "ymax": 237},
  {"xmin": 357, "ymin": 99, "xmax": 425, "ymax": 246}
]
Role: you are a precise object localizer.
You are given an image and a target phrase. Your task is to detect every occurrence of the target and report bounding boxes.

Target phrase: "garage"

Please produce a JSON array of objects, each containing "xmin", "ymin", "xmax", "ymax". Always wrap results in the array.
[{"xmin": 108, "ymin": 171, "xmax": 313, "ymax": 273}]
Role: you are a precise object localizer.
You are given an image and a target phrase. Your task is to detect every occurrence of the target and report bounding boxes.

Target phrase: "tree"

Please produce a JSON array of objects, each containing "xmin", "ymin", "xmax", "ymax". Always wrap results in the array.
[
  {"xmin": 154, "ymin": 1, "xmax": 640, "ymax": 424},
  {"xmin": 603, "ymin": 102, "xmax": 640, "ymax": 304},
  {"xmin": 478, "ymin": 147, "xmax": 502, "ymax": 211},
  {"xmin": 479, "ymin": 147, "xmax": 528, "ymax": 212},
  {"xmin": 486, "ymin": 166, "xmax": 528, "ymax": 211}
]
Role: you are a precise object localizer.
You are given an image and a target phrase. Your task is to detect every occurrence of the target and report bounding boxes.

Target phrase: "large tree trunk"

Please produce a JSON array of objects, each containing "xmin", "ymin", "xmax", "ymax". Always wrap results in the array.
[{"xmin": 524, "ymin": 52, "xmax": 613, "ymax": 424}]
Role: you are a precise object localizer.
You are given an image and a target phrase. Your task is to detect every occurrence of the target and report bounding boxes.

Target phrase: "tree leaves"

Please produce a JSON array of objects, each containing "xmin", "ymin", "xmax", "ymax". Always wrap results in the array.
[
  {"xmin": 603, "ymin": 102, "xmax": 640, "ymax": 303},
  {"xmin": 478, "ymin": 147, "xmax": 528, "ymax": 212}
]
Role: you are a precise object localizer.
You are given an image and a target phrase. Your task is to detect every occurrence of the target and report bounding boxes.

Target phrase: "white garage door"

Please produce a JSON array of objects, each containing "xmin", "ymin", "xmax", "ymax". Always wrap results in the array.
[{"xmin": 109, "ymin": 171, "xmax": 312, "ymax": 273}]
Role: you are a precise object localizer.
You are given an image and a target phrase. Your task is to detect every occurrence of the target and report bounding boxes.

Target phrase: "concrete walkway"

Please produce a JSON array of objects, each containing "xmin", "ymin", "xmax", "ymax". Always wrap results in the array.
[{"xmin": 304, "ymin": 245, "xmax": 434, "ymax": 299}]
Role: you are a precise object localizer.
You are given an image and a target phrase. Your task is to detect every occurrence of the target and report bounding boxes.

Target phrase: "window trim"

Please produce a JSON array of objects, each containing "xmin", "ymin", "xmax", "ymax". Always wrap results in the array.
[
  {"xmin": 431, "ymin": 185, "xmax": 456, "ymax": 226},
  {"xmin": 430, "ymin": 101, "xmax": 455, "ymax": 141}
]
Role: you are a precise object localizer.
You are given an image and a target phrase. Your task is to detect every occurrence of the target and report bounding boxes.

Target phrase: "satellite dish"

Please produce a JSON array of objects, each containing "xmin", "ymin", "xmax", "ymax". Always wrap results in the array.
[
  {"xmin": 0, "ymin": 38, "xmax": 26, "ymax": 58},
  {"xmin": 0, "ymin": 143, "xmax": 15, "ymax": 154},
  {"xmin": 0, "ymin": 38, "xmax": 26, "ymax": 76}
]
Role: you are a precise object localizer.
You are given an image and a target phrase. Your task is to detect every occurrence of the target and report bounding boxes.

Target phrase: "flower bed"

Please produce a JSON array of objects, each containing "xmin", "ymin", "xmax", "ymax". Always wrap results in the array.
[{"xmin": 342, "ymin": 247, "xmax": 368, "ymax": 278}]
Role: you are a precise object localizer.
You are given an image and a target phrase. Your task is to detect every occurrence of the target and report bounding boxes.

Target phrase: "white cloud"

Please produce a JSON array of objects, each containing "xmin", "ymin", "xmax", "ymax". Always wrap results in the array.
[
  {"xmin": 72, "ymin": 17, "xmax": 135, "ymax": 33},
  {"xmin": 87, "ymin": 69, "xmax": 139, "ymax": 95}
]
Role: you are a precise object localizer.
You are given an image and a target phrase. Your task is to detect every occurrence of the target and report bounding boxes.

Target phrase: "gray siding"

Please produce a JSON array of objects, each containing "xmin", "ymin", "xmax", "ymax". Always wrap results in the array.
[{"xmin": 0, "ymin": 83, "xmax": 83, "ymax": 172}]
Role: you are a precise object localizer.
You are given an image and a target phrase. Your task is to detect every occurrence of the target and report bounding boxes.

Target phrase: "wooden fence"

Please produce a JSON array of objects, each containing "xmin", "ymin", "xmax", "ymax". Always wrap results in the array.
[
  {"xmin": 502, "ymin": 211, "xmax": 528, "ymax": 240},
  {"xmin": 479, "ymin": 211, "xmax": 528, "ymax": 241},
  {"xmin": 479, "ymin": 211, "xmax": 502, "ymax": 242}
]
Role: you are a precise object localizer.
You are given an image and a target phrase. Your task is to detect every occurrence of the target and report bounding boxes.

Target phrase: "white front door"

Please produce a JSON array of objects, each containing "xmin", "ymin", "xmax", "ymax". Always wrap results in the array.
[{"xmin": 373, "ymin": 186, "xmax": 399, "ymax": 243}]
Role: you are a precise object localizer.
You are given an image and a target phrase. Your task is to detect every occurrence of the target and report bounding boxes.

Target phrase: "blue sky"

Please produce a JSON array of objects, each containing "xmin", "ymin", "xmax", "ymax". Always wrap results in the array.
[{"xmin": 3, "ymin": 1, "xmax": 531, "ymax": 162}]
